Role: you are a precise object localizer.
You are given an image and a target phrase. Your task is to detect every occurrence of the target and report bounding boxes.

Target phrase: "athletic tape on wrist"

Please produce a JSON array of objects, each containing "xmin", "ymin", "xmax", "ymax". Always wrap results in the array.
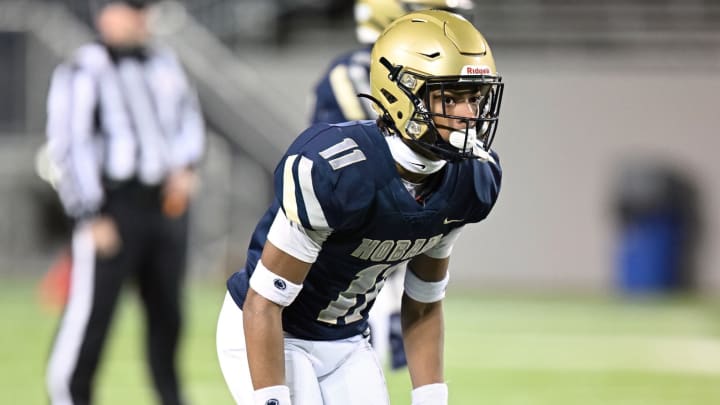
[
  {"xmin": 411, "ymin": 383, "xmax": 448, "ymax": 405},
  {"xmin": 404, "ymin": 268, "xmax": 449, "ymax": 303},
  {"xmin": 254, "ymin": 384, "xmax": 291, "ymax": 405},
  {"xmin": 249, "ymin": 259, "xmax": 303, "ymax": 307}
]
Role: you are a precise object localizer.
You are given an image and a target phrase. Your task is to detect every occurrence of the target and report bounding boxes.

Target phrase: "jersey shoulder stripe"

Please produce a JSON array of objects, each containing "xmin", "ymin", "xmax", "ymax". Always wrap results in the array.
[
  {"xmin": 281, "ymin": 154, "xmax": 301, "ymax": 225},
  {"xmin": 297, "ymin": 156, "xmax": 328, "ymax": 230},
  {"xmin": 276, "ymin": 123, "xmax": 389, "ymax": 231}
]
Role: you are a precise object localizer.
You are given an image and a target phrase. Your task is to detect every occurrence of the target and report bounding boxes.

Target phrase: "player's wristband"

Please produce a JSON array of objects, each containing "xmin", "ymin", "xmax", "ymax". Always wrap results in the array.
[
  {"xmin": 411, "ymin": 382, "xmax": 448, "ymax": 405},
  {"xmin": 254, "ymin": 384, "xmax": 291, "ymax": 405}
]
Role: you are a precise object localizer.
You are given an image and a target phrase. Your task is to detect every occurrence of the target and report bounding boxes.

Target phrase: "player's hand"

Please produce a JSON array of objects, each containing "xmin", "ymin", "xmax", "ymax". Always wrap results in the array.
[
  {"xmin": 90, "ymin": 216, "xmax": 121, "ymax": 258},
  {"xmin": 162, "ymin": 168, "xmax": 199, "ymax": 218}
]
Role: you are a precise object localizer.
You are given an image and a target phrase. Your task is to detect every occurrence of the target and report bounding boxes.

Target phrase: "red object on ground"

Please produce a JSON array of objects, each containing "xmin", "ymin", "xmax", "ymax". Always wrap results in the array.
[{"xmin": 38, "ymin": 249, "xmax": 72, "ymax": 313}]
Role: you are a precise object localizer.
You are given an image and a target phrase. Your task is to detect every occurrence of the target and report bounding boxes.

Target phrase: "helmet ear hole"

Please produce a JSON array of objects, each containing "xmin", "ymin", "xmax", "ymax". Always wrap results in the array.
[
  {"xmin": 381, "ymin": 89, "xmax": 397, "ymax": 104},
  {"xmin": 397, "ymin": 112, "xmax": 403, "ymax": 119}
]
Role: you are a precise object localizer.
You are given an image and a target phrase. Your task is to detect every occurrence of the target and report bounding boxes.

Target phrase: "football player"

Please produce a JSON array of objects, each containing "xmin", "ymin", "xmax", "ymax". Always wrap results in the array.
[
  {"xmin": 217, "ymin": 9, "xmax": 503, "ymax": 405},
  {"xmin": 309, "ymin": 0, "xmax": 475, "ymax": 371}
]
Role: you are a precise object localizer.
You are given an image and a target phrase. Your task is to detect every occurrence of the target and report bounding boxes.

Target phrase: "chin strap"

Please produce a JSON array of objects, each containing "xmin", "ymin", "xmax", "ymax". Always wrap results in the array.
[{"xmin": 357, "ymin": 93, "xmax": 397, "ymax": 130}]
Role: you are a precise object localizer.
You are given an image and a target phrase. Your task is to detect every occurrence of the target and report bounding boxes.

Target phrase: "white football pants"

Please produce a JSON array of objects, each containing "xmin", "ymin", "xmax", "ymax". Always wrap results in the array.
[{"xmin": 216, "ymin": 293, "xmax": 390, "ymax": 405}]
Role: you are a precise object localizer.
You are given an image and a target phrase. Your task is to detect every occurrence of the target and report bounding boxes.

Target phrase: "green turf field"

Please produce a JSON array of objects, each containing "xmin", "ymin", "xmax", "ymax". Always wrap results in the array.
[{"xmin": 2, "ymin": 278, "xmax": 720, "ymax": 404}]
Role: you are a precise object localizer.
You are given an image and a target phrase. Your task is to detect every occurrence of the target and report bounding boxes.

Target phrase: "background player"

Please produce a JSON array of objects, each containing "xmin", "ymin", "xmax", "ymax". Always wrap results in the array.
[
  {"xmin": 309, "ymin": 0, "xmax": 476, "ymax": 370},
  {"xmin": 217, "ymin": 9, "xmax": 503, "ymax": 405}
]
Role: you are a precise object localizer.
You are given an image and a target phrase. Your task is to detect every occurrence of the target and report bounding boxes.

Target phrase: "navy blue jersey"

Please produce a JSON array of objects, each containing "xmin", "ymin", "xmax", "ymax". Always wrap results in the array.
[
  {"xmin": 227, "ymin": 121, "xmax": 501, "ymax": 340},
  {"xmin": 310, "ymin": 47, "xmax": 374, "ymax": 124}
]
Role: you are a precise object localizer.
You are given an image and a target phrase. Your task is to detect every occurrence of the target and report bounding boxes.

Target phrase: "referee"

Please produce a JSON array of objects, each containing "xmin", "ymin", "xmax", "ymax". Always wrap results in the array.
[{"xmin": 44, "ymin": 1, "xmax": 205, "ymax": 404}]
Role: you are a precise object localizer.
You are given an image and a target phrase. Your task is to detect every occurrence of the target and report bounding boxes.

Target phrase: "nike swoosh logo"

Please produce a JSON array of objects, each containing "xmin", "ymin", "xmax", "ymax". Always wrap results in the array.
[
  {"xmin": 443, "ymin": 218, "xmax": 464, "ymax": 224},
  {"xmin": 410, "ymin": 162, "xmax": 426, "ymax": 169}
]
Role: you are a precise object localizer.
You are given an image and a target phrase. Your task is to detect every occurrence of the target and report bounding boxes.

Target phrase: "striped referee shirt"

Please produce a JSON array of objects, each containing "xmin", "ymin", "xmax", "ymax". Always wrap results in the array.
[{"xmin": 46, "ymin": 42, "xmax": 205, "ymax": 219}]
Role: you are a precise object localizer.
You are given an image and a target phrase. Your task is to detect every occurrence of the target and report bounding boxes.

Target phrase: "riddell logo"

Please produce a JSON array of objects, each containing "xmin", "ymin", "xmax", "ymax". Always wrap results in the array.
[{"xmin": 462, "ymin": 65, "xmax": 491, "ymax": 75}]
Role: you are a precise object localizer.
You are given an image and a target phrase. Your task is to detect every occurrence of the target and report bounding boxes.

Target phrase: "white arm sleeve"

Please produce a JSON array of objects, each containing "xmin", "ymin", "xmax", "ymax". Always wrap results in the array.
[
  {"xmin": 423, "ymin": 226, "xmax": 464, "ymax": 259},
  {"xmin": 266, "ymin": 209, "xmax": 331, "ymax": 263}
]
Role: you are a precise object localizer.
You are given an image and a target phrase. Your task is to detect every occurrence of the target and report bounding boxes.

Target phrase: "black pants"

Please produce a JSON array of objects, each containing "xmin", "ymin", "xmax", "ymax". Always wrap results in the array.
[{"xmin": 47, "ymin": 182, "xmax": 188, "ymax": 405}]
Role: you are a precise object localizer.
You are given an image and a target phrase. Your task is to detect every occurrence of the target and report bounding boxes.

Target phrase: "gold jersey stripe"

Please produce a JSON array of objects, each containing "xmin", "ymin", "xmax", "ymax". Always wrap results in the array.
[
  {"xmin": 282, "ymin": 155, "xmax": 300, "ymax": 224},
  {"xmin": 298, "ymin": 156, "xmax": 329, "ymax": 229},
  {"xmin": 329, "ymin": 65, "xmax": 366, "ymax": 121}
]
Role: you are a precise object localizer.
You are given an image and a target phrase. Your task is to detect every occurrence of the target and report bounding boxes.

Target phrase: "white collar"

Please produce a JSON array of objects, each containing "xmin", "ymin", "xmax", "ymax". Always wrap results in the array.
[{"xmin": 385, "ymin": 135, "xmax": 446, "ymax": 175}]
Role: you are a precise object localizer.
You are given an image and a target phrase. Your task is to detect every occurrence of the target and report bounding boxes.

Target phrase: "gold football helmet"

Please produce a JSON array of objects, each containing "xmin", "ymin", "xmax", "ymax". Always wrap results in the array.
[
  {"xmin": 355, "ymin": 0, "xmax": 475, "ymax": 44},
  {"xmin": 369, "ymin": 9, "xmax": 503, "ymax": 161}
]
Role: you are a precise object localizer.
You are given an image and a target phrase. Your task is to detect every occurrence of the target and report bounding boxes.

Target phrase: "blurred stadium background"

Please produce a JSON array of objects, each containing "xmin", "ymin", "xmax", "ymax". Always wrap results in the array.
[{"xmin": 1, "ymin": 0, "xmax": 720, "ymax": 404}]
